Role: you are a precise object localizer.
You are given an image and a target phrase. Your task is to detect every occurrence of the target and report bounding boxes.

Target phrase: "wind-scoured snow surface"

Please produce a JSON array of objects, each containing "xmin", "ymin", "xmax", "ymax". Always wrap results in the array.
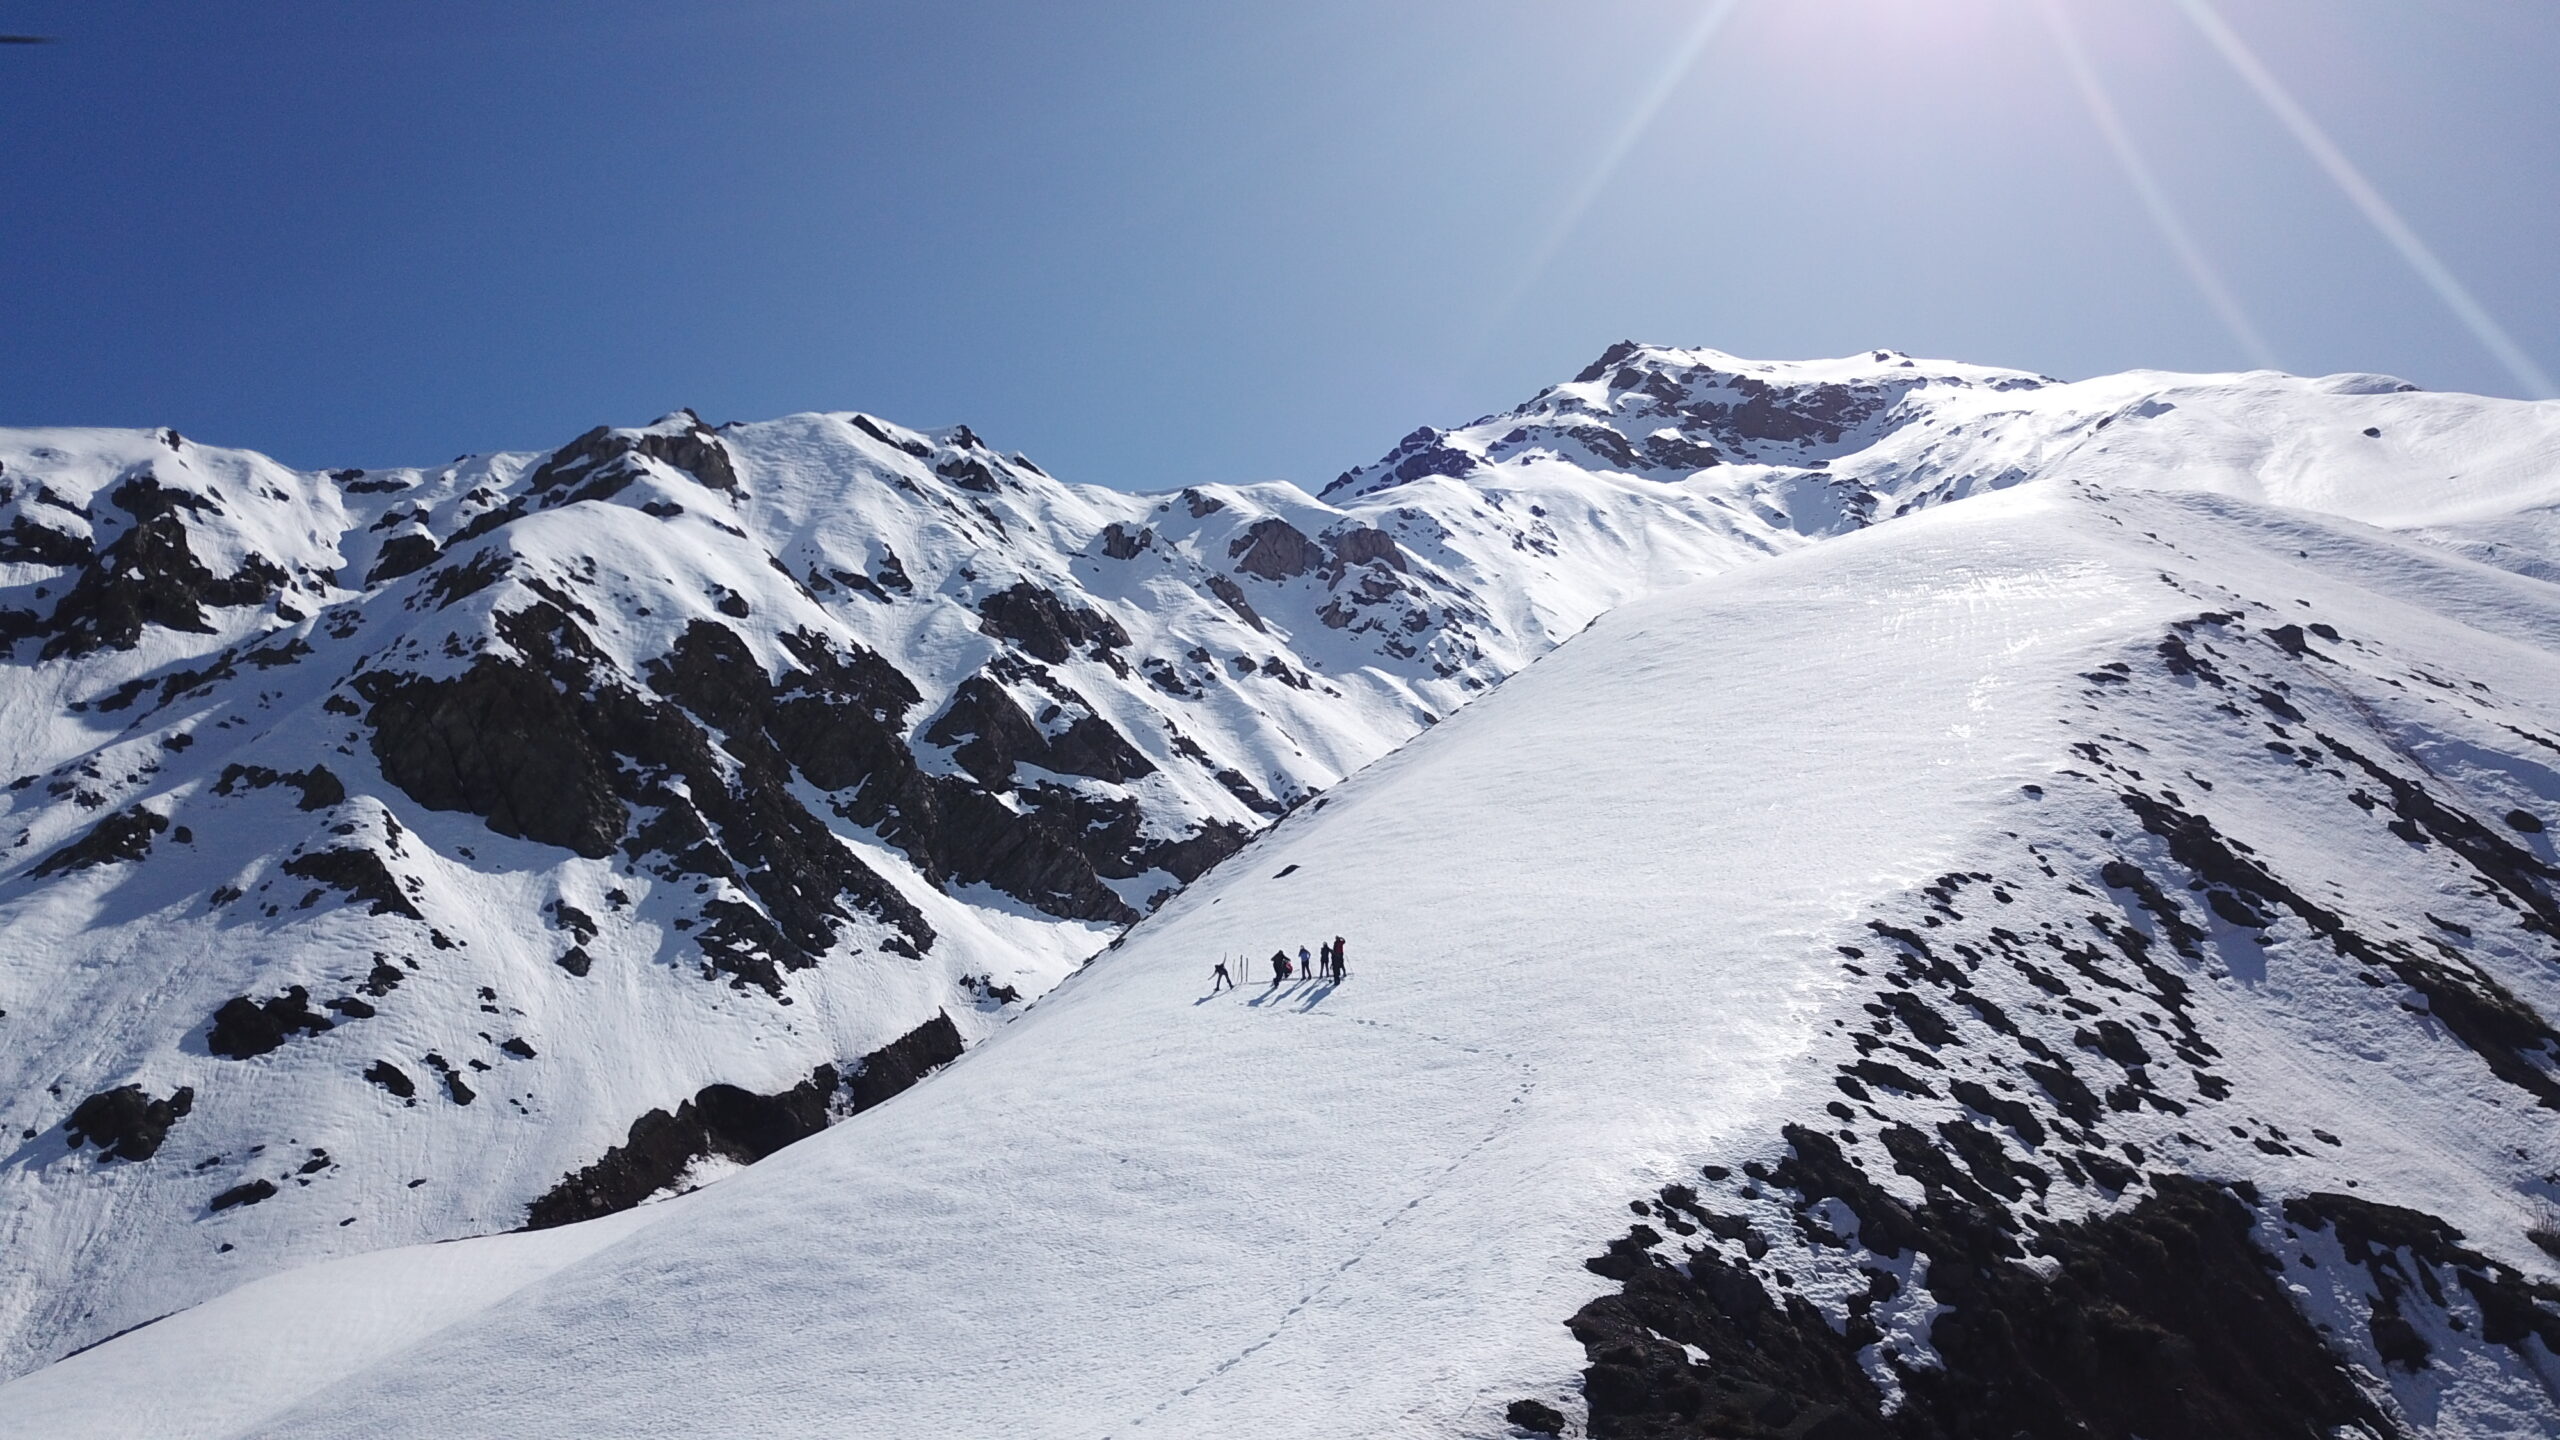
[{"xmin": 7, "ymin": 346, "xmax": 2560, "ymax": 1437}]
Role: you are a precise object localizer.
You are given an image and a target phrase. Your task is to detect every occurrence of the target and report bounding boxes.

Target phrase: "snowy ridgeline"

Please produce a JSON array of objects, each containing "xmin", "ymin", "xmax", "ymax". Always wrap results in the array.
[{"xmin": 3, "ymin": 346, "xmax": 2560, "ymax": 1438}]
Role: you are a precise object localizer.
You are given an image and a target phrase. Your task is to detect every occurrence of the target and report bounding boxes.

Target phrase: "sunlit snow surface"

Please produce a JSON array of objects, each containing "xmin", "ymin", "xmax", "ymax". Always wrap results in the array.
[
  {"xmin": 6, "ymin": 351, "xmax": 2560, "ymax": 1435},
  {"xmin": 23, "ymin": 451, "xmax": 2560, "ymax": 1434}
]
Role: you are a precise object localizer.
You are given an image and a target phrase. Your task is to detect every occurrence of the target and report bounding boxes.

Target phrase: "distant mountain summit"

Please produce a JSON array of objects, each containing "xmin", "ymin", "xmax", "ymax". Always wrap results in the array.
[
  {"xmin": 3, "ymin": 346, "xmax": 2557, "ymax": 1419},
  {"xmin": 1325, "ymin": 341, "xmax": 2052, "ymax": 505}
]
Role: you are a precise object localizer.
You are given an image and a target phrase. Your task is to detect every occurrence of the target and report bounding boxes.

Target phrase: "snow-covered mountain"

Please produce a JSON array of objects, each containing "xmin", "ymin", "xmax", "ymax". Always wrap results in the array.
[
  {"xmin": 7, "ymin": 345, "xmax": 2560, "ymax": 1438},
  {"xmin": 0, "ymin": 345, "xmax": 2044, "ymax": 1378}
]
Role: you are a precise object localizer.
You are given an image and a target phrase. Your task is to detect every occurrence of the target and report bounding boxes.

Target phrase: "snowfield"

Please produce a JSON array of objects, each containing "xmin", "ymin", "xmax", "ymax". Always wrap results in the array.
[{"xmin": 5, "ymin": 347, "xmax": 2560, "ymax": 1437}]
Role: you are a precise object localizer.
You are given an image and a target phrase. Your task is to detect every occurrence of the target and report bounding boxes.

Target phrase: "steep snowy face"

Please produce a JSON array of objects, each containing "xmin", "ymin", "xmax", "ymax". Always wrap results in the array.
[{"xmin": 24, "ymin": 467, "xmax": 2560, "ymax": 1440}]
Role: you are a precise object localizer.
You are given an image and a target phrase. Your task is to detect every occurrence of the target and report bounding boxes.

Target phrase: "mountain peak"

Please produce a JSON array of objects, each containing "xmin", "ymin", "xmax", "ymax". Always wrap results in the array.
[{"xmin": 1324, "ymin": 342, "xmax": 2060, "ymax": 502}]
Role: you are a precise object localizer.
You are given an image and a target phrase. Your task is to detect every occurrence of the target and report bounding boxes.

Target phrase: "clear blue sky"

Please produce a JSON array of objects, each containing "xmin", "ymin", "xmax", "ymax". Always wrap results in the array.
[{"xmin": 4, "ymin": 1, "xmax": 2555, "ymax": 490}]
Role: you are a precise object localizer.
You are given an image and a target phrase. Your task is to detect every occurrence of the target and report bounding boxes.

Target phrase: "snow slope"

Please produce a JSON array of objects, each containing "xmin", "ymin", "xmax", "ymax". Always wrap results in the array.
[
  {"xmin": 5, "ymin": 346, "xmax": 2560, "ymax": 1430},
  {"xmin": 19, "ymin": 439, "xmax": 2560, "ymax": 1436}
]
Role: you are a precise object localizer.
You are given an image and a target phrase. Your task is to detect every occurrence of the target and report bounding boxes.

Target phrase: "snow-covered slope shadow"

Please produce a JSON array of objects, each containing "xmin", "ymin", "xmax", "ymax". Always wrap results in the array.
[
  {"xmin": 0, "ymin": 1195, "xmax": 682, "ymax": 1440},
  {"xmin": 21, "ymin": 468, "xmax": 2559, "ymax": 1437}
]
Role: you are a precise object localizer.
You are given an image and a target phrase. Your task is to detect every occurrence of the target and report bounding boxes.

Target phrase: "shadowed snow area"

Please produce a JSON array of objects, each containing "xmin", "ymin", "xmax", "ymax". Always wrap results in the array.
[{"xmin": 21, "ymin": 460, "xmax": 2560, "ymax": 1435}]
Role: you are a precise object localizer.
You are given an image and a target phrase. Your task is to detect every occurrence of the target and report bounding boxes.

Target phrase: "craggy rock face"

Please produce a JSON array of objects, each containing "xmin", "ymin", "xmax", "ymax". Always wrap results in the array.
[
  {"xmin": 973, "ymin": 580, "xmax": 1131, "ymax": 667},
  {"xmin": 1575, "ymin": 1167, "xmax": 2401, "ymax": 1440},
  {"xmin": 29, "ymin": 804, "xmax": 168, "ymax": 877},
  {"xmin": 358, "ymin": 653, "xmax": 631, "ymax": 860},
  {"xmin": 17, "ymin": 475, "xmax": 288, "ymax": 660},
  {"xmin": 1326, "ymin": 525, "xmax": 1406, "ymax": 574},
  {"xmin": 1228, "ymin": 517, "xmax": 1324, "ymax": 581}
]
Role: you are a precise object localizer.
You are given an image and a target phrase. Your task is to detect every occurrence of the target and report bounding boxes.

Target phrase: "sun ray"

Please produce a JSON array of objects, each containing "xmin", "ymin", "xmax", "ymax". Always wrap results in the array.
[
  {"xmin": 2171, "ymin": 0, "xmax": 2555, "ymax": 397},
  {"xmin": 2035, "ymin": 0, "xmax": 2278, "ymax": 371},
  {"xmin": 1465, "ymin": 0, "xmax": 1746, "ymax": 357}
]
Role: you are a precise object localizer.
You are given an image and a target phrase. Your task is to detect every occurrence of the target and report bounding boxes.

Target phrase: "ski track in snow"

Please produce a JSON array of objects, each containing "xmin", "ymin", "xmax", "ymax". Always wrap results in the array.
[{"xmin": 1127, "ymin": 996, "xmax": 1544, "ymax": 1434}]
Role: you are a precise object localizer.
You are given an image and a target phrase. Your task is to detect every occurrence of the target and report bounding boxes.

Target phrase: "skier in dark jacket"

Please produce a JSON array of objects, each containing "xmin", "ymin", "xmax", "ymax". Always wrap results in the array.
[
  {"xmin": 1211, "ymin": 960, "xmax": 1234, "ymax": 993},
  {"xmin": 1333, "ymin": 935, "xmax": 1347, "ymax": 979},
  {"xmin": 1270, "ymin": 950, "xmax": 1290, "ymax": 988}
]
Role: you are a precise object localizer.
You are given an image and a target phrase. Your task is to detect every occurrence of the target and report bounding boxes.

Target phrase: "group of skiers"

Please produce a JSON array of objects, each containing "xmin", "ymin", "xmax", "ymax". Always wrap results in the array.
[{"xmin": 1208, "ymin": 936, "xmax": 1347, "ymax": 992}]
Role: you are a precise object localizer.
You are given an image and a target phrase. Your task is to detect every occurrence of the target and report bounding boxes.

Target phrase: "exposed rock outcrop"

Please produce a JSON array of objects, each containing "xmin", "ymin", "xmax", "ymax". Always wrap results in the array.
[
  {"xmin": 63, "ymin": 1085, "xmax": 194, "ymax": 1162},
  {"xmin": 1228, "ymin": 517, "xmax": 1323, "ymax": 581},
  {"xmin": 36, "ymin": 475, "xmax": 285, "ymax": 659},
  {"xmin": 206, "ymin": 988, "xmax": 336, "ymax": 1059},
  {"xmin": 525, "ymin": 1012, "xmax": 965, "ymax": 1230},
  {"xmin": 30, "ymin": 805, "xmax": 167, "ymax": 877},
  {"xmin": 974, "ymin": 581, "xmax": 1131, "ymax": 665}
]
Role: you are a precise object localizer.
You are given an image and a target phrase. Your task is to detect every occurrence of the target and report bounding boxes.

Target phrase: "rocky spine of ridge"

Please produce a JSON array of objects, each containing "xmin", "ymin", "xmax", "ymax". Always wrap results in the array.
[{"xmin": 1534, "ymin": 567, "xmax": 2560, "ymax": 1438}]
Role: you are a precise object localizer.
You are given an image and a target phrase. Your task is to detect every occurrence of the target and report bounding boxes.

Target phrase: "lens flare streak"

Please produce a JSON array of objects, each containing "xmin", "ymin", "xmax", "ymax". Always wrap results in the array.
[
  {"xmin": 2035, "ymin": 0, "xmax": 2278, "ymax": 371},
  {"xmin": 1469, "ymin": 0, "xmax": 1746, "ymax": 355},
  {"xmin": 2171, "ymin": 0, "xmax": 2556, "ymax": 397}
]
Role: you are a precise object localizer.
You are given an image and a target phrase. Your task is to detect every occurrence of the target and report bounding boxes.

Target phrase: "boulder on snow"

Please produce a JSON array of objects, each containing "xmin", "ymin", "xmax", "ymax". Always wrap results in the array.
[
  {"xmin": 208, "ymin": 1179, "xmax": 276, "ymax": 1213},
  {"xmin": 64, "ymin": 1084, "xmax": 195, "ymax": 1161},
  {"xmin": 280, "ymin": 848, "xmax": 422, "ymax": 919},
  {"xmin": 1504, "ymin": 1398, "xmax": 1565, "ymax": 1434},
  {"xmin": 1098, "ymin": 522, "xmax": 1154, "ymax": 560},
  {"xmin": 207, "ymin": 987, "xmax": 336, "ymax": 1059}
]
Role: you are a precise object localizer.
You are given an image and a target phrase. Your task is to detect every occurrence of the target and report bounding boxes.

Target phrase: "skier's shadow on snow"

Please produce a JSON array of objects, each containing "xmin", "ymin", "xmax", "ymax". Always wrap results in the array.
[{"xmin": 1202, "ymin": 974, "xmax": 1343, "ymax": 1008}]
